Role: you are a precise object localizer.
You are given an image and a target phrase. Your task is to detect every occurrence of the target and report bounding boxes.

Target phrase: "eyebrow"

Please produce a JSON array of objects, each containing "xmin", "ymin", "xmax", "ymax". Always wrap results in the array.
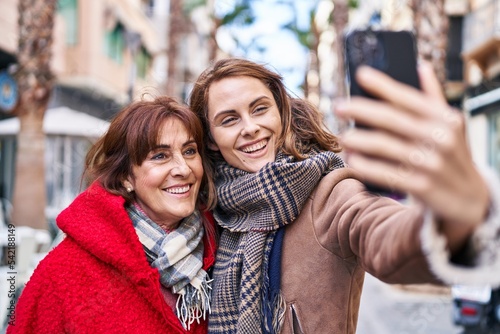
[
  {"xmin": 213, "ymin": 95, "xmax": 272, "ymax": 119},
  {"xmin": 153, "ymin": 139, "xmax": 197, "ymax": 150}
]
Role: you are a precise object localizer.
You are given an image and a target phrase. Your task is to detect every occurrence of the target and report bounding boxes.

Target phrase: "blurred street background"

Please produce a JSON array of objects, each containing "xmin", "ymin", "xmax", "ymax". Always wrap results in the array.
[
  {"xmin": 1, "ymin": 0, "xmax": 499, "ymax": 332},
  {"xmin": 358, "ymin": 274, "xmax": 462, "ymax": 334}
]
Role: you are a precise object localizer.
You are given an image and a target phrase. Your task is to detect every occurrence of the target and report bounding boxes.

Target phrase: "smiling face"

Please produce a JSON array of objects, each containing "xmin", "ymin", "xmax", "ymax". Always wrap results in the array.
[
  {"xmin": 125, "ymin": 117, "xmax": 203, "ymax": 230},
  {"xmin": 207, "ymin": 76, "xmax": 283, "ymax": 173}
]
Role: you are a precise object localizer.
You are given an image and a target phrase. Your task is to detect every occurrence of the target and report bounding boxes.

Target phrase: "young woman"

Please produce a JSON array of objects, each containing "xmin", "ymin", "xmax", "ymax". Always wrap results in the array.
[
  {"xmin": 189, "ymin": 58, "xmax": 500, "ymax": 334},
  {"xmin": 8, "ymin": 97, "xmax": 217, "ymax": 333}
]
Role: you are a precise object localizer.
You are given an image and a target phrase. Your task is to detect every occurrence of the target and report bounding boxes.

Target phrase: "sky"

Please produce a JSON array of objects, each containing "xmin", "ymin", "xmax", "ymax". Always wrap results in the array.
[
  {"xmin": 214, "ymin": 0, "xmax": 318, "ymax": 96},
  {"xmin": 211, "ymin": 0, "xmax": 391, "ymax": 97}
]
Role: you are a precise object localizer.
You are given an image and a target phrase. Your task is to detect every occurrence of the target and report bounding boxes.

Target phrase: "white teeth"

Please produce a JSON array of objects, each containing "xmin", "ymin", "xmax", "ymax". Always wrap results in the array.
[
  {"xmin": 166, "ymin": 185, "xmax": 190, "ymax": 194},
  {"xmin": 242, "ymin": 140, "xmax": 267, "ymax": 153}
]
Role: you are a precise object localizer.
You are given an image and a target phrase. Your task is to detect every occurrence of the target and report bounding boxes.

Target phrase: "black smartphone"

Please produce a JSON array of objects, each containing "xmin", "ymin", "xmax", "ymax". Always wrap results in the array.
[
  {"xmin": 344, "ymin": 29, "xmax": 420, "ymax": 199},
  {"xmin": 344, "ymin": 29, "xmax": 420, "ymax": 100}
]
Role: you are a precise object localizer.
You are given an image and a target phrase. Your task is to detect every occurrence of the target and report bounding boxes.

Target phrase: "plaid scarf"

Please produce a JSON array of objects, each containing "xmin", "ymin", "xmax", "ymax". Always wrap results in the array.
[
  {"xmin": 209, "ymin": 149, "xmax": 345, "ymax": 333},
  {"xmin": 128, "ymin": 204, "xmax": 212, "ymax": 330}
]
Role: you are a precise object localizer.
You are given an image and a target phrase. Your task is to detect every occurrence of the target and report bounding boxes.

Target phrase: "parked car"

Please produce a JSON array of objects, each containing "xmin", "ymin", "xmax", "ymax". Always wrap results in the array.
[{"xmin": 452, "ymin": 284, "xmax": 500, "ymax": 333}]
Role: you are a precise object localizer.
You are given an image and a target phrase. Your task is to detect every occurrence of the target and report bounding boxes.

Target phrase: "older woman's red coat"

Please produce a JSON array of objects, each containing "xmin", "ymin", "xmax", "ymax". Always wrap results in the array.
[{"xmin": 7, "ymin": 182, "xmax": 216, "ymax": 334}]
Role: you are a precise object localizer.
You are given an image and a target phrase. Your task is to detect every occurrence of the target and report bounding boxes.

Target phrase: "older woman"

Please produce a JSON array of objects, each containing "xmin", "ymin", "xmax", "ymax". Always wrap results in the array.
[
  {"xmin": 8, "ymin": 97, "xmax": 217, "ymax": 334},
  {"xmin": 189, "ymin": 58, "xmax": 500, "ymax": 334}
]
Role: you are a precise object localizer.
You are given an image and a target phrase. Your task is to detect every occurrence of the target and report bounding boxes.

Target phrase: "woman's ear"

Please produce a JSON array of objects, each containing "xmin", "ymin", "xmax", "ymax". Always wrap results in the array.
[{"xmin": 123, "ymin": 180, "xmax": 134, "ymax": 193}]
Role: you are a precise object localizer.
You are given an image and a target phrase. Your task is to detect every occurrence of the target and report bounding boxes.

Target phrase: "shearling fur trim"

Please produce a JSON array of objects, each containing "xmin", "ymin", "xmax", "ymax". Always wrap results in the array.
[{"xmin": 420, "ymin": 165, "xmax": 500, "ymax": 287}]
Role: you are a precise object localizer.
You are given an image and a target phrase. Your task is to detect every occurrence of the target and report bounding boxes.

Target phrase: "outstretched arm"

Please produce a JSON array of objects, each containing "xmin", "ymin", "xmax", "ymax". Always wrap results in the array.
[{"xmin": 334, "ymin": 63, "xmax": 490, "ymax": 255}]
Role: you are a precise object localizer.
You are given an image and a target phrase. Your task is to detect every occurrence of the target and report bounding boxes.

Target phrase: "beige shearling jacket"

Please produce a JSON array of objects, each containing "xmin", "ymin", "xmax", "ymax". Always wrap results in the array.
[{"xmin": 280, "ymin": 167, "xmax": 500, "ymax": 334}]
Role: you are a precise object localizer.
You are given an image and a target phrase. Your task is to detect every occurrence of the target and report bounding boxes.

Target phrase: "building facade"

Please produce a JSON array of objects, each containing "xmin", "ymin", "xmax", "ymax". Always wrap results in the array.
[
  {"xmin": 0, "ymin": 0, "xmax": 162, "ymax": 227},
  {"xmin": 462, "ymin": 0, "xmax": 500, "ymax": 174},
  {"xmin": 357, "ymin": 0, "xmax": 499, "ymax": 174}
]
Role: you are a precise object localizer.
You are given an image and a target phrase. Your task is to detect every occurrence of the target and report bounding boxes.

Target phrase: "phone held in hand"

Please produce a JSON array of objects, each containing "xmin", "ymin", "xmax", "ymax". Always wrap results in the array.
[
  {"xmin": 345, "ymin": 29, "xmax": 420, "ymax": 99},
  {"xmin": 344, "ymin": 29, "xmax": 421, "ymax": 199}
]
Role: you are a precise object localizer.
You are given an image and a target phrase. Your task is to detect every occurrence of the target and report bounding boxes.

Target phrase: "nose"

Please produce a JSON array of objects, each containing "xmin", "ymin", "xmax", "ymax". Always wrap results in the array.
[
  {"xmin": 241, "ymin": 118, "xmax": 260, "ymax": 137},
  {"xmin": 171, "ymin": 155, "xmax": 191, "ymax": 177}
]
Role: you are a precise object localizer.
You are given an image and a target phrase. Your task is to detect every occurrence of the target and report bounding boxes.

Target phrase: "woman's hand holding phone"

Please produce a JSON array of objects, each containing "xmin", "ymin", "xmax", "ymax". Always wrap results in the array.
[
  {"xmin": 335, "ymin": 63, "xmax": 490, "ymax": 253},
  {"xmin": 344, "ymin": 29, "xmax": 420, "ymax": 198}
]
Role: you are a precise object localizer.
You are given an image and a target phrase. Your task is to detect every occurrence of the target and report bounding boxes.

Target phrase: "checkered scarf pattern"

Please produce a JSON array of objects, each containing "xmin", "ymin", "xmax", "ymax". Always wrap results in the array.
[
  {"xmin": 209, "ymin": 149, "xmax": 345, "ymax": 333},
  {"xmin": 128, "ymin": 204, "xmax": 212, "ymax": 330}
]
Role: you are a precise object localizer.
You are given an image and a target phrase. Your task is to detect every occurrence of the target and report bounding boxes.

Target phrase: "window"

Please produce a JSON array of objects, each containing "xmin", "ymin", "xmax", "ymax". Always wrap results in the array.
[
  {"xmin": 446, "ymin": 16, "xmax": 463, "ymax": 81},
  {"xmin": 135, "ymin": 46, "xmax": 151, "ymax": 79},
  {"xmin": 45, "ymin": 136, "xmax": 93, "ymax": 221},
  {"xmin": 58, "ymin": 0, "xmax": 79, "ymax": 45},
  {"xmin": 0, "ymin": 134, "xmax": 93, "ymax": 227},
  {"xmin": 490, "ymin": 111, "xmax": 500, "ymax": 175},
  {"xmin": 103, "ymin": 23, "xmax": 125, "ymax": 64},
  {"xmin": 0, "ymin": 137, "xmax": 16, "ymax": 202},
  {"xmin": 141, "ymin": 0, "xmax": 155, "ymax": 17}
]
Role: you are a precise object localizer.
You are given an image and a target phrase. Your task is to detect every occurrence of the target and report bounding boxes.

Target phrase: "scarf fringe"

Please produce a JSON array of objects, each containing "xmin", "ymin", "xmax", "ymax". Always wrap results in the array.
[
  {"xmin": 128, "ymin": 205, "xmax": 212, "ymax": 330},
  {"xmin": 273, "ymin": 292, "xmax": 286, "ymax": 334},
  {"xmin": 264, "ymin": 291, "xmax": 285, "ymax": 334},
  {"xmin": 176, "ymin": 276, "xmax": 213, "ymax": 330}
]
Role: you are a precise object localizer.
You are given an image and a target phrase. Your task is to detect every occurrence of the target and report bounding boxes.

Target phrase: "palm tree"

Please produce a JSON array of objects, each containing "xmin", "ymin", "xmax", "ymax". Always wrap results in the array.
[
  {"xmin": 332, "ymin": 0, "xmax": 350, "ymax": 98},
  {"xmin": 191, "ymin": 0, "xmax": 219, "ymax": 63},
  {"xmin": 165, "ymin": 0, "xmax": 185, "ymax": 97},
  {"xmin": 283, "ymin": 5, "xmax": 320, "ymax": 101},
  {"xmin": 409, "ymin": 0, "xmax": 448, "ymax": 87},
  {"xmin": 166, "ymin": 0, "xmax": 256, "ymax": 99},
  {"xmin": 10, "ymin": 0, "xmax": 57, "ymax": 230},
  {"xmin": 213, "ymin": 0, "xmax": 255, "ymax": 57},
  {"xmin": 282, "ymin": 0, "xmax": 351, "ymax": 100},
  {"xmin": 183, "ymin": 0, "xmax": 255, "ymax": 63}
]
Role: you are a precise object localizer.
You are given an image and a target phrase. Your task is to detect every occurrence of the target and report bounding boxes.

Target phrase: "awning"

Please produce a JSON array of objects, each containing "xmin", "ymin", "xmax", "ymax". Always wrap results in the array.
[{"xmin": 0, "ymin": 107, "xmax": 110, "ymax": 138}]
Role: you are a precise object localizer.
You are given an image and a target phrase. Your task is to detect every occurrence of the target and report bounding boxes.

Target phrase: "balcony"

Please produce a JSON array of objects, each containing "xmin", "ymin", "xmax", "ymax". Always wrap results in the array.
[{"xmin": 462, "ymin": 0, "xmax": 500, "ymax": 66}]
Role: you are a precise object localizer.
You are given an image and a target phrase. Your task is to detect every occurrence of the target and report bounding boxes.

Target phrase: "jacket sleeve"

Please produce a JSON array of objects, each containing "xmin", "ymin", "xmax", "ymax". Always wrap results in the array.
[
  {"xmin": 312, "ymin": 166, "xmax": 500, "ymax": 287},
  {"xmin": 420, "ymin": 165, "xmax": 500, "ymax": 287},
  {"xmin": 310, "ymin": 167, "xmax": 435, "ymax": 284}
]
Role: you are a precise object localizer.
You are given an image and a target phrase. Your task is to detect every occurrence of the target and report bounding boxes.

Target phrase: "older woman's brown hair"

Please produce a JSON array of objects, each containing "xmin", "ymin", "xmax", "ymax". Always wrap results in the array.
[{"xmin": 84, "ymin": 96, "xmax": 216, "ymax": 211}]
